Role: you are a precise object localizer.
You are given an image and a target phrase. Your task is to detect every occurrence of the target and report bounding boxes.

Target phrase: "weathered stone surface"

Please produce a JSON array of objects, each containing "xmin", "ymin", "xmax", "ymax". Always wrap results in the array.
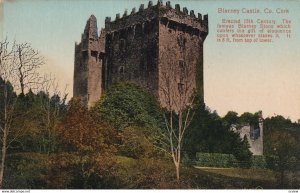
[
  {"xmin": 74, "ymin": 2, "xmax": 208, "ymax": 109},
  {"xmin": 74, "ymin": 15, "xmax": 103, "ymax": 108},
  {"xmin": 231, "ymin": 113, "xmax": 264, "ymax": 155}
]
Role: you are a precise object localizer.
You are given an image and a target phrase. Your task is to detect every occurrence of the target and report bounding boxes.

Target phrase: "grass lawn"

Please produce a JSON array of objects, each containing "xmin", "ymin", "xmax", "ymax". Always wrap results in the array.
[
  {"xmin": 181, "ymin": 166, "xmax": 279, "ymax": 189},
  {"xmin": 194, "ymin": 167, "xmax": 277, "ymax": 182}
]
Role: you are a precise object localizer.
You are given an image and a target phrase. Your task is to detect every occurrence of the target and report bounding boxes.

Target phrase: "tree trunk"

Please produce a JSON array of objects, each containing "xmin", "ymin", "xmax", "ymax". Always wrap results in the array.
[
  {"xmin": 0, "ymin": 85, "xmax": 8, "ymax": 188},
  {"xmin": 175, "ymin": 162, "xmax": 180, "ymax": 182},
  {"xmin": 0, "ymin": 129, "xmax": 7, "ymax": 188}
]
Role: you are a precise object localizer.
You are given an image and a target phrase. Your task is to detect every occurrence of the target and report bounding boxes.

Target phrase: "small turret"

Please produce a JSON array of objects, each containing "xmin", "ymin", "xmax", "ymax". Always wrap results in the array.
[
  {"xmin": 82, "ymin": 15, "xmax": 99, "ymax": 51},
  {"xmin": 83, "ymin": 15, "xmax": 98, "ymax": 41}
]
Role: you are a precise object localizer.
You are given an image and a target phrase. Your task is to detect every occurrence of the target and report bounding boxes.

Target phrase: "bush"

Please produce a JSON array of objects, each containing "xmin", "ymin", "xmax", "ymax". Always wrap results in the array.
[
  {"xmin": 182, "ymin": 153, "xmax": 195, "ymax": 167},
  {"xmin": 195, "ymin": 153, "xmax": 268, "ymax": 169},
  {"xmin": 119, "ymin": 127, "xmax": 164, "ymax": 159},
  {"xmin": 251, "ymin": 155, "xmax": 267, "ymax": 169},
  {"xmin": 4, "ymin": 153, "xmax": 49, "ymax": 188},
  {"xmin": 195, "ymin": 153, "xmax": 237, "ymax": 168},
  {"xmin": 111, "ymin": 156, "xmax": 178, "ymax": 188}
]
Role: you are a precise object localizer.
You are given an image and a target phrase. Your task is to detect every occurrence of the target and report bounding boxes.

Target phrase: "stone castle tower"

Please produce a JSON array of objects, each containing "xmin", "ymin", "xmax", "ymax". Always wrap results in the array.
[
  {"xmin": 232, "ymin": 112, "xmax": 264, "ymax": 155},
  {"xmin": 74, "ymin": 1, "xmax": 208, "ymax": 108}
]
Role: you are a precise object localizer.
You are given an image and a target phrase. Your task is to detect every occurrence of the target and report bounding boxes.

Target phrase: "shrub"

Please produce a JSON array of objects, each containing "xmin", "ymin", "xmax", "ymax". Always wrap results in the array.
[
  {"xmin": 195, "ymin": 153, "xmax": 237, "ymax": 168},
  {"xmin": 4, "ymin": 153, "xmax": 49, "ymax": 188},
  {"xmin": 251, "ymin": 155, "xmax": 267, "ymax": 169}
]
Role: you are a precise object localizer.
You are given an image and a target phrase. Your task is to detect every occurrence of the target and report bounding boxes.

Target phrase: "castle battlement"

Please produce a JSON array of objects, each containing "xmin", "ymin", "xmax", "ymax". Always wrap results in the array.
[
  {"xmin": 74, "ymin": 0, "xmax": 209, "ymax": 108},
  {"xmin": 104, "ymin": 0, "xmax": 208, "ymax": 37}
]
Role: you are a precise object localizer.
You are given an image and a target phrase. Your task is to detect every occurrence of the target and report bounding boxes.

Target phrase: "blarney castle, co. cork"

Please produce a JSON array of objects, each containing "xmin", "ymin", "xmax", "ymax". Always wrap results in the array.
[{"xmin": 73, "ymin": 0, "xmax": 209, "ymax": 109}]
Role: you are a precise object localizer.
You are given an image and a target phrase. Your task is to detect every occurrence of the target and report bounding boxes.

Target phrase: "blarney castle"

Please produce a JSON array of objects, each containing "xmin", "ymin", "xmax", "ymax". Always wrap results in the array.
[{"xmin": 73, "ymin": 0, "xmax": 208, "ymax": 110}]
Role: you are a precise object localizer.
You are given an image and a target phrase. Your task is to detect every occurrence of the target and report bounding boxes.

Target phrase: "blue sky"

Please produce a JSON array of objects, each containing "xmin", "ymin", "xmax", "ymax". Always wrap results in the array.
[{"xmin": 1, "ymin": 0, "xmax": 300, "ymax": 120}]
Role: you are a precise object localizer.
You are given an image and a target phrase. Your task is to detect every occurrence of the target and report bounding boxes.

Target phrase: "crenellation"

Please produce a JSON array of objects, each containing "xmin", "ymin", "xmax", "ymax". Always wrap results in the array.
[
  {"xmin": 139, "ymin": 4, "xmax": 144, "ymax": 11},
  {"xmin": 116, "ymin": 13, "xmax": 120, "ymax": 20},
  {"xmin": 104, "ymin": 3, "xmax": 208, "ymax": 34},
  {"xmin": 148, "ymin": 1, "xmax": 153, "ymax": 8},
  {"xmin": 166, "ymin": 1, "xmax": 171, "ymax": 8},
  {"xmin": 105, "ymin": 17, "xmax": 111, "ymax": 23},
  {"xmin": 123, "ymin": 9, "xmax": 128, "ymax": 17},
  {"xmin": 157, "ymin": 0, "xmax": 163, "ymax": 6},
  {"xmin": 203, "ymin": 14, "xmax": 209, "ymax": 30},
  {"xmin": 104, "ymin": 9, "xmax": 157, "ymax": 31},
  {"xmin": 190, "ymin": 10, "xmax": 195, "ymax": 17},
  {"xmin": 160, "ymin": 16, "xmax": 204, "ymax": 38},
  {"xmin": 183, "ymin": 7, "xmax": 188, "ymax": 15},
  {"xmin": 131, "ymin": 7, "xmax": 136, "ymax": 14},
  {"xmin": 198, "ymin": 13, "xmax": 202, "ymax": 20},
  {"xmin": 105, "ymin": 18, "xmax": 111, "ymax": 30},
  {"xmin": 175, "ymin": 4, "xmax": 180, "ymax": 12}
]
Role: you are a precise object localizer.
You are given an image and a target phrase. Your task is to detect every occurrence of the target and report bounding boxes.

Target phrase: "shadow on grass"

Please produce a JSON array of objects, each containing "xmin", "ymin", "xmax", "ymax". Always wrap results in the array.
[{"xmin": 180, "ymin": 166, "xmax": 278, "ymax": 189}]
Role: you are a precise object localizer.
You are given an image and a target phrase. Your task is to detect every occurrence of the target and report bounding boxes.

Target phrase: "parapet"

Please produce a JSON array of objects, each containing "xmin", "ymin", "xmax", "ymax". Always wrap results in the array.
[{"xmin": 104, "ymin": 0, "xmax": 208, "ymax": 33}]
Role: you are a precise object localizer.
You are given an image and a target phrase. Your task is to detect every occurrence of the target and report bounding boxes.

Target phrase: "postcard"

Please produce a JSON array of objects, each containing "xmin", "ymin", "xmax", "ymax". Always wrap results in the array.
[{"xmin": 0, "ymin": 0, "xmax": 299, "ymax": 190}]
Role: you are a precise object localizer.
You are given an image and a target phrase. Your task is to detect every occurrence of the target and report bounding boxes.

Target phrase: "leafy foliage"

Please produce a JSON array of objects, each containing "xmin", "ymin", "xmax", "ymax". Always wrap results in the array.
[
  {"xmin": 184, "ymin": 105, "xmax": 245, "ymax": 158},
  {"xmin": 92, "ymin": 82, "xmax": 163, "ymax": 130},
  {"xmin": 46, "ymin": 98, "xmax": 119, "ymax": 188},
  {"xmin": 233, "ymin": 135, "xmax": 253, "ymax": 168},
  {"xmin": 118, "ymin": 127, "xmax": 164, "ymax": 159},
  {"xmin": 7, "ymin": 90, "xmax": 67, "ymax": 153},
  {"xmin": 3, "ymin": 153, "xmax": 48, "ymax": 189},
  {"xmin": 238, "ymin": 112, "xmax": 260, "ymax": 128},
  {"xmin": 264, "ymin": 115, "xmax": 300, "ymax": 157},
  {"xmin": 195, "ymin": 153, "xmax": 238, "ymax": 168},
  {"xmin": 3, "ymin": 79, "xmax": 300, "ymax": 188},
  {"xmin": 223, "ymin": 111, "xmax": 239, "ymax": 127}
]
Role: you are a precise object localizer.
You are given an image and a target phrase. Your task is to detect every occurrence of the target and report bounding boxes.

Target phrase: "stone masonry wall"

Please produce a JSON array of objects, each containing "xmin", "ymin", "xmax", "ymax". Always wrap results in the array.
[
  {"xmin": 157, "ymin": 5, "xmax": 207, "ymax": 110},
  {"xmin": 74, "ymin": 1, "xmax": 209, "ymax": 110},
  {"xmin": 105, "ymin": 18, "xmax": 159, "ymax": 93},
  {"xmin": 74, "ymin": 42, "xmax": 88, "ymax": 103},
  {"xmin": 158, "ymin": 17, "xmax": 204, "ymax": 111}
]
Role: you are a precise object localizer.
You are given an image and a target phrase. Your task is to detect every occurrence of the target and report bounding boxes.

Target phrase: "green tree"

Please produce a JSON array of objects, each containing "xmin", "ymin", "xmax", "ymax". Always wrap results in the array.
[
  {"xmin": 233, "ymin": 135, "xmax": 252, "ymax": 168},
  {"xmin": 92, "ymin": 82, "xmax": 162, "ymax": 130},
  {"xmin": 265, "ymin": 129, "xmax": 298, "ymax": 187},
  {"xmin": 223, "ymin": 111, "xmax": 239, "ymax": 127},
  {"xmin": 238, "ymin": 112, "xmax": 260, "ymax": 128},
  {"xmin": 184, "ymin": 105, "xmax": 243, "ymax": 158}
]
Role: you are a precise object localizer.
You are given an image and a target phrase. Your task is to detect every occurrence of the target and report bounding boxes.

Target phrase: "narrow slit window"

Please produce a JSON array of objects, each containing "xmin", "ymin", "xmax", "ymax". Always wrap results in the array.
[
  {"xmin": 119, "ymin": 66, "xmax": 125, "ymax": 74},
  {"xmin": 179, "ymin": 60, "xmax": 185, "ymax": 70},
  {"xmin": 120, "ymin": 39, "xmax": 126, "ymax": 51},
  {"xmin": 178, "ymin": 83, "xmax": 184, "ymax": 94}
]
